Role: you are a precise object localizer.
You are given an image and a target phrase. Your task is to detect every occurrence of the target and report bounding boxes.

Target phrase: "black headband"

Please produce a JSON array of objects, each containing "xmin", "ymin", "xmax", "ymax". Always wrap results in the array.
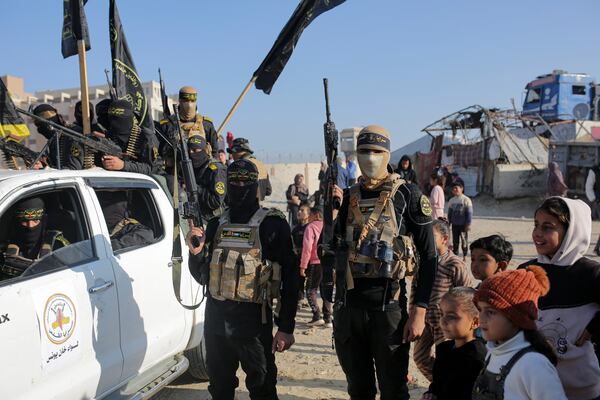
[
  {"xmin": 179, "ymin": 92, "xmax": 197, "ymax": 102},
  {"xmin": 357, "ymin": 132, "xmax": 390, "ymax": 150}
]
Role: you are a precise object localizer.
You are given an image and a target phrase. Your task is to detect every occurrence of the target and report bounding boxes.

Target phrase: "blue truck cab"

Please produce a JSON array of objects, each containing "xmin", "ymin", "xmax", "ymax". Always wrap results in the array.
[{"xmin": 522, "ymin": 70, "xmax": 595, "ymax": 121}]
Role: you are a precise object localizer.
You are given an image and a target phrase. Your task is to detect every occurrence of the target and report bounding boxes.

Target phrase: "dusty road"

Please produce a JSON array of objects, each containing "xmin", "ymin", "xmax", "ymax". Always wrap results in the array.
[{"xmin": 156, "ymin": 197, "xmax": 600, "ymax": 400}]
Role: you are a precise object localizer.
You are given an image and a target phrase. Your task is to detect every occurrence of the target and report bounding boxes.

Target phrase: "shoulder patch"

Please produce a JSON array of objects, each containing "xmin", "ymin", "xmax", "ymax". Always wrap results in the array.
[
  {"xmin": 420, "ymin": 195, "xmax": 432, "ymax": 217},
  {"xmin": 267, "ymin": 208, "xmax": 287, "ymax": 220},
  {"xmin": 152, "ymin": 146, "xmax": 159, "ymax": 161},
  {"xmin": 208, "ymin": 162, "xmax": 217, "ymax": 171},
  {"xmin": 215, "ymin": 181, "xmax": 225, "ymax": 195},
  {"xmin": 71, "ymin": 143, "xmax": 80, "ymax": 158},
  {"xmin": 159, "ymin": 119, "xmax": 169, "ymax": 125}
]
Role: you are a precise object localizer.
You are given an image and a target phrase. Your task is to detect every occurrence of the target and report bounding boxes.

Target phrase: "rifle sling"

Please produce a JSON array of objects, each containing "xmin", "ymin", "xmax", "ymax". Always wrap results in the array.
[{"xmin": 171, "ymin": 138, "xmax": 203, "ymax": 310}]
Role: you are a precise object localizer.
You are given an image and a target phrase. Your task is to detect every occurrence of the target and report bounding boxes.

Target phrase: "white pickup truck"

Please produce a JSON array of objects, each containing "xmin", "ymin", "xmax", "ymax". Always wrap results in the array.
[{"xmin": 0, "ymin": 169, "xmax": 208, "ymax": 400}]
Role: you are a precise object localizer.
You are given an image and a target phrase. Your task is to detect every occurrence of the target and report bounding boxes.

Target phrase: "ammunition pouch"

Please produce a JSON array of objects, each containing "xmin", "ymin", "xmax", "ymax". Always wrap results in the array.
[
  {"xmin": 346, "ymin": 174, "xmax": 419, "ymax": 282},
  {"xmin": 208, "ymin": 208, "xmax": 281, "ymax": 323}
]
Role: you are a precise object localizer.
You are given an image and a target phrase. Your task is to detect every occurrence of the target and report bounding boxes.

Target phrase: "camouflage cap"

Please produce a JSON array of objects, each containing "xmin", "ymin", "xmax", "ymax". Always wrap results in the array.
[{"xmin": 227, "ymin": 137, "xmax": 253, "ymax": 154}]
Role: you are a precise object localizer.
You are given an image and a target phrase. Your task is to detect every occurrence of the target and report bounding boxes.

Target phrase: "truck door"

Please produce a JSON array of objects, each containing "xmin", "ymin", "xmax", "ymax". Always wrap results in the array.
[
  {"xmin": 0, "ymin": 182, "xmax": 122, "ymax": 400},
  {"xmin": 88, "ymin": 179, "xmax": 187, "ymax": 381}
]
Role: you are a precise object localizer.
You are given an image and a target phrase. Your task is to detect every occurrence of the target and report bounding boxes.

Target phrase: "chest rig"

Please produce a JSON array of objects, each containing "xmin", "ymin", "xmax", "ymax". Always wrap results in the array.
[
  {"xmin": 181, "ymin": 115, "xmax": 211, "ymax": 155},
  {"xmin": 346, "ymin": 174, "xmax": 417, "ymax": 281},
  {"xmin": 209, "ymin": 208, "xmax": 281, "ymax": 322},
  {"xmin": 1, "ymin": 230, "xmax": 65, "ymax": 279}
]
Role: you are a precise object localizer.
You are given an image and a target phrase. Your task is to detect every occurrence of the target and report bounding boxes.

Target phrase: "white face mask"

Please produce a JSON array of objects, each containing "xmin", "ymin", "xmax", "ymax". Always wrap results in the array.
[
  {"xmin": 357, "ymin": 153, "xmax": 386, "ymax": 179},
  {"xmin": 179, "ymin": 101, "xmax": 196, "ymax": 120}
]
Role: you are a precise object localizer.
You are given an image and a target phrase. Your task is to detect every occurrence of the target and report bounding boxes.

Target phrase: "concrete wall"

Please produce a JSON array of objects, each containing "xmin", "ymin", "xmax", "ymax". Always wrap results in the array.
[
  {"xmin": 262, "ymin": 162, "xmax": 322, "ymax": 211},
  {"xmin": 493, "ymin": 163, "xmax": 547, "ymax": 199}
]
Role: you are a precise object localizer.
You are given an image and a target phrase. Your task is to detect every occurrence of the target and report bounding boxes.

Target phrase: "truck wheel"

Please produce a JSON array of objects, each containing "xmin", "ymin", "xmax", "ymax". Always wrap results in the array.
[{"xmin": 185, "ymin": 338, "xmax": 209, "ymax": 381}]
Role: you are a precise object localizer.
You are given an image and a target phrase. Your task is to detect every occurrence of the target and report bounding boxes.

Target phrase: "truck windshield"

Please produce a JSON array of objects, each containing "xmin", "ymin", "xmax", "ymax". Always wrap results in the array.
[{"xmin": 526, "ymin": 87, "xmax": 541, "ymax": 104}]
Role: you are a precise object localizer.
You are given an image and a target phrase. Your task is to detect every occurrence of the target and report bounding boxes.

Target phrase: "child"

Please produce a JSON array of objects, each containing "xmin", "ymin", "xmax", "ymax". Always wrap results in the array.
[
  {"xmin": 413, "ymin": 219, "xmax": 475, "ymax": 381},
  {"xmin": 422, "ymin": 287, "xmax": 486, "ymax": 400},
  {"xmin": 429, "ymin": 172, "xmax": 445, "ymax": 220},
  {"xmin": 469, "ymin": 235, "xmax": 513, "ymax": 283},
  {"xmin": 520, "ymin": 197, "xmax": 600, "ymax": 399},
  {"xmin": 472, "ymin": 267, "xmax": 567, "ymax": 399},
  {"xmin": 447, "ymin": 179, "xmax": 472, "ymax": 259},
  {"xmin": 300, "ymin": 207, "xmax": 330, "ymax": 326}
]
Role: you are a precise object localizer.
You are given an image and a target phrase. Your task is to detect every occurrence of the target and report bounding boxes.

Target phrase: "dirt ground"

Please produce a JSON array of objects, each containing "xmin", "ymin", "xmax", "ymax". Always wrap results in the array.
[{"xmin": 155, "ymin": 196, "xmax": 600, "ymax": 400}]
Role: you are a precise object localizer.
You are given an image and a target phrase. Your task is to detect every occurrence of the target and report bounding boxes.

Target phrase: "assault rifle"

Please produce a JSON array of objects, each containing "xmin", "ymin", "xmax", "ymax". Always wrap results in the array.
[
  {"xmin": 0, "ymin": 137, "xmax": 40, "ymax": 167},
  {"xmin": 319, "ymin": 78, "xmax": 341, "ymax": 280},
  {"xmin": 172, "ymin": 105, "xmax": 201, "ymax": 246},
  {"xmin": 16, "ymin": 107, "xmax": 123, "ymax": 160}
]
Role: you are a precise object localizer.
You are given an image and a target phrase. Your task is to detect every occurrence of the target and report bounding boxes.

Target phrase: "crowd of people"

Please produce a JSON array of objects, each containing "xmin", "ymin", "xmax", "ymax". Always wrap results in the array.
[
  {"xmin": 283, "ymin": 148, "xmax": 600, "ymax": 400},
  {"xmin": 3, "ymin": 103, "xmax": 600, "ymax": 399}
]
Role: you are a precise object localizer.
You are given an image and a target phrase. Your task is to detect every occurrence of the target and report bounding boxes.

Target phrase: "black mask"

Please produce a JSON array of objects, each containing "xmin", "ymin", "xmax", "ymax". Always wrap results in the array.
[
  {"xmin": 108, "ymin": 100, "xmax": 134, "ymax": 144},
  {"xmin": 228, "ymin": 183, "xmax": 259, "ymax": 223},
  {"xmin": 98, "ymin": 192, "xmax": 128, "ymax": 231},
  {"xmin": 190, "ymin": 151, "xmax": 209, "ymax": 169},
  {"xmin": 74, "ymin": 101, "xmax": 95, "ymax": 127},
  {"xmin": 15, "ymin": 221, "xmax": 43, "ymax": 257},
  {"xmin": 96, "ymin": 99, "xmax": 111, "ymax": 129},
  {"xmin": 35, "ymin": 115, "xmax": 62, "ymax": 139}
]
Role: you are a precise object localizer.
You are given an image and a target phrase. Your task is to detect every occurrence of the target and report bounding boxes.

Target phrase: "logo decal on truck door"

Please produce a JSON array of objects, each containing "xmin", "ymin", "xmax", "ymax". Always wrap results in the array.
[{"xmin": 44, "ymin": 293, "xmax": 77, "ymax": 344}]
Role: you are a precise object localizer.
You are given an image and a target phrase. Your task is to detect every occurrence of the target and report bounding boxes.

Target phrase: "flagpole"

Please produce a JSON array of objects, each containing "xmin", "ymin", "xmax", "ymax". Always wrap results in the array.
[
  {"xmin": 77, "ymin": 39, "xmax": 91, "ymax": 135},
  {"xmin": 77, "ymin": 38, "xmax": 94, "ymax": 169},
  {"xmin": 216, "ymin": 76, "xmax": 257, "ymax": 137}
]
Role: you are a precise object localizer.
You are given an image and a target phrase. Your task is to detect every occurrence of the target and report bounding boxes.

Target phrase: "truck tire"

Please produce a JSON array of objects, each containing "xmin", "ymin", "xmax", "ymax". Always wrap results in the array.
[{"xmin": 185, "ymin": 338, "xmax": 209, "ymax": 381}]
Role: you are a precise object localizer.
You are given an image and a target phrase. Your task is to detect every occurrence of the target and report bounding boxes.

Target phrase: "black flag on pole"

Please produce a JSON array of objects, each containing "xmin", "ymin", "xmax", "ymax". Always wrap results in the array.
[
  {"xmin": 109, "ymin": 0, "xmax": 153, "ymax": 133},
  {"xmin": 61, "ymin": 0, "xmax": 91, "ymax": 59},
  {"xmin": 0, "ymin": 79, "xmax": 30, "ymax": 140},
  {"xmin": 253, "ymin": 0, "xmax": 346, "ymax": 94}
]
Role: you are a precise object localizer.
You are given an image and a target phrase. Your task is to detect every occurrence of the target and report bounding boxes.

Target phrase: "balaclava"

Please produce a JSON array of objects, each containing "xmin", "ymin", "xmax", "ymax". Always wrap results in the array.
[
  {"xmin": 95, "ymin": 99, "xmax": 112, "ymax": 129},
  {"xmin": 356, "ymin": 125, "xmax": 392, "ymax": 189},
  {"xmin": 13, "ymin": 197, "xmax": 46, "ymax": 258},
  {"xmin": 188, "ymin": 135, "xmax": 209, "ymax": 169},
  {"xmin": 107, "ymin": 100, "xmax": 134, "ymax": 144},
  {"xmin": 227, "ymin": 159, "xmax": 260, "ymax": 223},
  {"xmin": 33, "ymin": 104, "xmax": 64, "ymax": 139},
  {"xmin": 178, "ymin": 86, "xmax": 197, "ymax": 121},
  {"xmin": 74, "ymin": 101, "xmax": 95, "ymax": 127},
  {"xmin": 97, "ymin": 191, "xmax": 128, "ymax": 232}
]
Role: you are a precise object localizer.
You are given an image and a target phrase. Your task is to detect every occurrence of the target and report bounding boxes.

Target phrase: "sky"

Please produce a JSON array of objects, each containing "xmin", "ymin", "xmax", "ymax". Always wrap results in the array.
[{"xmin": 3, "ymin": 1, "xmax": 600, "ymax": 162}]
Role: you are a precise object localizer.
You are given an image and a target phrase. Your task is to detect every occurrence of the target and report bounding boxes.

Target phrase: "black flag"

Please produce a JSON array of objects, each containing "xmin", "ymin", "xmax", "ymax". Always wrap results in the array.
[
  {"xmin": 61, "ymin": 0, "xmax": 91, "ymax": 59},
  {"xmin": 253, "ymin": 0, "xmax": 346, "ymax": 94},
  {"xmin": 0, "ymin": 79, "xmax": 30, "ymax": 140},
  {"xmin": 109, "ymin": 0, "xmax": 153, "ymax": 133}
]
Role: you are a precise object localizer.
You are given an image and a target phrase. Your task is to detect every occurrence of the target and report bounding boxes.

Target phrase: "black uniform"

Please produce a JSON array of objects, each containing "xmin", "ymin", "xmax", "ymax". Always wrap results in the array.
[
  {"xmin": 189, "ymin": 209, "xmax": 298, "ymax": 400},
  {"xmin": 110, "ymin": 219, "xmax": 154, "ymax": 251},
  {"xmin": 32, "ymin": 104, "xmax": 70, "ymax": 169},
  {"xmin": 333, "ymin": 182, "xmax": 437, "ymax": 400},
  {"xmin": 63, "ymin": 122, "xmax": 106, "ymax": 170},
  {"xmin": 193, "ymin": 159, "xmax": 227, "ymax": 223},
  {"xmin": 96, "ymin": 191, "xmax": 154, "ymax": 251}
]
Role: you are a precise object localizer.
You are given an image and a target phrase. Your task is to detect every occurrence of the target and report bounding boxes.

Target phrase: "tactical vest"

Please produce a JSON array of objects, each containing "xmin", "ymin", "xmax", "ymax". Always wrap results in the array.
[
  {"xmin": 181, "ymin": 114, "xmax": 212, "ymax": 156},
  {"xmin": 209, "ymin": 208, "xmax": 281, "ymax": 323},
  {"xmin": 472, "ymin": 346, "xmax": 534, "ymax": 400},
  {"xmin": 1, "ymin": 230, "xmax": 67, "ymax": 279},
  {"xmin": 345, "ymin": 174, "xmax": 418, "ymax": 282}
]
